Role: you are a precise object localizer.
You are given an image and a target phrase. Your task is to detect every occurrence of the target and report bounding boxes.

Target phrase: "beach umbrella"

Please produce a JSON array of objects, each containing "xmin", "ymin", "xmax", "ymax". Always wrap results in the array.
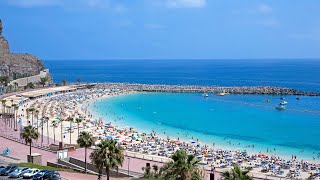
[
  {"xmin": 170, "ymin": 139, "xmax": 178, "ymax": 143},
  {"xmin": 206, "ymin": 157, "xmax": 213, "ymax": 161}
]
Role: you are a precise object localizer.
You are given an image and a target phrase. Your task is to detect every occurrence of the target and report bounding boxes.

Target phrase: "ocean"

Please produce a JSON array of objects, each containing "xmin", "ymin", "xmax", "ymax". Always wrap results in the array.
[
  {"xmin": 44, "ymin": 59, "xmax": 320, "ymax": 160},
  {"xmin": 44, "ymin": 59, "xmax": 320, "ymax": 92}
]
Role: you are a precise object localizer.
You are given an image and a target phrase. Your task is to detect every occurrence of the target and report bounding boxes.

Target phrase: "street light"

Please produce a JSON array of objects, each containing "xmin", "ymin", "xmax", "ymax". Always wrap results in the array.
[{"xmin": 127, "ymin": 157, "xmax": 130, "ymax": 176}]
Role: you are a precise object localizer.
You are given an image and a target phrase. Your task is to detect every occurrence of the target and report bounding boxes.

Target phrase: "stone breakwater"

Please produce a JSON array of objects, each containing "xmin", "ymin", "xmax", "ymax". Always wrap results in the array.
[{"xmin": 100, "ymin": 83, "xmax": 320, "ymax": 96}]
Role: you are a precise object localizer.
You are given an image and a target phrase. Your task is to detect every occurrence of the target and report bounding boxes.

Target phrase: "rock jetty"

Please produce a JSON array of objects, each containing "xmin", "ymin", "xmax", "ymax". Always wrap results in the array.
[{"xmin": 102, "ymin": 83, "xmax": 320, "ymax": 96}]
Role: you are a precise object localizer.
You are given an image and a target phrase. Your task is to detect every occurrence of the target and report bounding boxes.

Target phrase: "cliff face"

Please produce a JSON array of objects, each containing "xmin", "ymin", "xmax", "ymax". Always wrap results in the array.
[{"xmin": 0, "ymin": 19, "xmax": 45, "ymax": 80}]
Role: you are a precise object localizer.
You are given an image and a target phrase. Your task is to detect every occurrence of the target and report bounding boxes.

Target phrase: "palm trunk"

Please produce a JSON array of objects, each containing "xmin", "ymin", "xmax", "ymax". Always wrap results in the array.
[
  {"xmin": 8, "ymin": 108, "xmax": 10, "ymax": 128},
  {"xmin": 12, "ymin": 108, "xmax": 14, "ymax": 129},
  {"xmin": 106, "ymin": 168, "xmax": 110, "ymax": 180},
  {"xmin": 3, "ymin": 106, "xmax": 6, "ymax": 132},
  {"xmin": 9, "ymin": 108, "xmax": 12, "ymax": 128},
  {"xmin": 85, "ymin": 147, "xmax": 87, "ymax": 173},
  {"xmin": 69, "ymin": 121, "xmax": 72, "ymax": 144},
  {"xmin": 13, "ymin": 109, "xmax": 18, "ymax": 131},
  {"xmin": 36, "ymin": 116, "xmax": 39, "ymax": 133},
  {"xmin": 3, "ymin": 106, "xmax": 6, "ymax": 125},
  {"xmin": 15, "ymin": 109, "xmax": 18, "ymax": 131},
  {"xmin": 4, "ymin": 107, "xmax": 7, "ymax": 132},
  {"xmin": 61, "ymin": 121, "xmax": 63, "ymax": 145},
  {"xmin": 53, "ymin": 126, "xmax": 56, "ymax": 143},
  {"xmin": 29, "ymin": 142, "xmax": 32, "ymax": 163},
  {"xmin": 1, "ymin": 105, "xmax": 4, "ymax": 122},
  {"xmin": 19, "ymin": 116, "xmax": 22, "ymax": 132},
  {"xmin": 47, "ymin": 121, "xmax": 49, "ymax": 144},
  {"xmin": 31, "ymin": 112, "xmax": 34, "ymax": 127},
  {"xmin": 41, "ymin": 119, "xmax": 44, "ymax": 146},
  {"xmin": 77, "ymin": 123, "xmax": 80, "ymax": 138}
]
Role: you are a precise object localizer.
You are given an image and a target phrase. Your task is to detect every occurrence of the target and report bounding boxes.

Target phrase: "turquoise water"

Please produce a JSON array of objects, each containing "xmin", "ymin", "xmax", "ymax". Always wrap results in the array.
[{"xmin": 91, "ymin": 92, "xmax": 320, "ymax": 161}]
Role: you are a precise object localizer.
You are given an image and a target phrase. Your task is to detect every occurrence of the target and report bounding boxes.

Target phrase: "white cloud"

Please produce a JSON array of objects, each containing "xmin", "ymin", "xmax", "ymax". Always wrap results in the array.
[
  {"xmin": 166, "ymin": 0, "xmax": 206, "ymax": 8},
  {"xmin": 257, "ymin": 3, "xmax": 273, "ymax": 14}
]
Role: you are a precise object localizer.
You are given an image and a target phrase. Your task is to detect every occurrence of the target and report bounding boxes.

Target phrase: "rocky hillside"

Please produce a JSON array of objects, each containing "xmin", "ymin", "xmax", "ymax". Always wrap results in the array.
[{"xmin": 0, "ymin": 19, "xmax": 45, "ymax": 80}]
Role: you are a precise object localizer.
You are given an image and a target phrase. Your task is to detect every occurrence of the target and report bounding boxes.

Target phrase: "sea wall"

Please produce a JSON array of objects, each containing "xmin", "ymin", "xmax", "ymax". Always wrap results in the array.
[
  {"xmin": 10, "ymin": 69, "xmax": 50, "ymax": 87},
  {"xmin": 102, "ymin": 83, "xmax": 320, "ymax": 96}
]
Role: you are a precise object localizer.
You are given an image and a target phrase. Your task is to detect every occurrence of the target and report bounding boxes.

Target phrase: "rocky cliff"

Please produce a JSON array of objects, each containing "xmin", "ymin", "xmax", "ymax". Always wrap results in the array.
[{"xmin": 0, "ymin": 19, "xmax": 45, "ymax": 80}]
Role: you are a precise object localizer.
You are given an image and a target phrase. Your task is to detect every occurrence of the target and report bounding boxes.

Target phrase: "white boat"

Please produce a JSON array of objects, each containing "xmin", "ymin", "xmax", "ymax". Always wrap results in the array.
[
  {"xmin": 275, "ymin": 105, "xmax": 286, "ymax": 110},
  {"xmin": 217, "ymin": 92, "xmax": 225, "ymax": 96},
  {"xmin": 203, "ymin": 93, "xmax": 209, "ymax": 97},
  {"xmin": 279, "ymin": 100, "xmax": 288, "ymax": 105}
]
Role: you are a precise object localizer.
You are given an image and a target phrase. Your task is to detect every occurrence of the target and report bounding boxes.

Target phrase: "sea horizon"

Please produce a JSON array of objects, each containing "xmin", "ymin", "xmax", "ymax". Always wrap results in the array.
[{"xmin": 44, "ymin": 59, "xmax": 320, "ymax": 92}]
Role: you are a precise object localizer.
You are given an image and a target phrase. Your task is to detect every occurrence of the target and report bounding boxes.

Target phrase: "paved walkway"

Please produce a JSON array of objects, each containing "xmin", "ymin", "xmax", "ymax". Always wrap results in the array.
[
  {"xmin": 0, "ymin": 136, "xmax": 57, "ymax": 165},
  {"xmin": 59, "ymin": 171, "xmax": 130, "ymax": 180}
]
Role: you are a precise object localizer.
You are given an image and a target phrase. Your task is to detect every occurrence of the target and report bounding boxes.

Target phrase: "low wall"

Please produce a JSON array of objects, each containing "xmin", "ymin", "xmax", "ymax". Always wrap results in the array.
[
  {"xmin": 124, "ymin": 151, "xmax": 171, "ymax": 163},
  {"xmin": 68, "ymin": 157, "xmax": 130, "ymax": 177},
  {"xmin": 10, "ymin": 69, "xmax": 49, "ymax": 87}
]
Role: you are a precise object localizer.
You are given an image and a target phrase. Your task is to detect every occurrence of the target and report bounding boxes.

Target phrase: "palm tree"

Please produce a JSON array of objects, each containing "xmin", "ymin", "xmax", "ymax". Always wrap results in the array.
[
  {"xmin": 26, "ymin": 108, "xmax": 30, "ymax": 124},
  {"xmin": 62, "ymin": 79, "xmax": 67, "ymax": 86},
  {"xmin": 52, "ymin": 120, "xmax": 57, "ymax": 143},
  {"xmin": 28, "ymin": 108, "xmax": 35, "ymax": 126},
  {"xmin": 45, "ymin": 117, "xmax": 50, "ymax": 144},
  {"xmin": 6, "ymin": 105, "xmax": 11, "ymax": 128},
  {"xmin": 40, "ymin": 117, "xmax": 45, "ymax": 146},
  {"xmin": 1, "ymin": 99, "xmax": 6, "ymax": 124},
  {"xmin": 39, "ymin": 77, "xmax": 48, "ymax": 87},
  {"xmin": 21, "ymin": 125, "xmax": 39, "ymax": 163},
  {"xmin": 35, "ymin": 110, "xmax": 39, "ymax": 133},
  {"xmin": 77, "ymin": 132, "xmax": 94, "ymax": 174},
  {"xmin": 75, "ymin": 118, "xmax": 82, "ymax": 138},
  {"xmin": 221, "ymin": 165, "xmax": 253, "ymax": 180},
  {"xmin": 8, "ymin": 84, "xmax": 13, "ymax": 91},
  {"xmin": 11, "ymin": 104, "xmax": 16, "ymax": 130},
  {"xmin": 67, "ymin": 117, "xmax": 74, "ymax": 144},
  {"xmin": 13, "ymin": 104, "xmax": 19, "ymax": 131},
  {"xmin": 92, "ymin": 139, "xmax": 124, "ymax": 180},
  {"xmin": 142, "ymin": 164, "xmax": 160, "ymax": 179},
  {"xmin": 160, "ymin": 150, "xmax": 204, "ymax": 180},
  {"xmin": 9, "ymin": 100, "xmax": 13, "ymax": 128},
  {"xmin": 90, "ymin": 147, "xmax": 104, "ymax": 180},
  {"xmin": 13, "ymin": 82, "xmax": 19, "ymax": 90},
  {"xmin": 60, "ymin": 118, "xmax": 63, "ymax": 145}
]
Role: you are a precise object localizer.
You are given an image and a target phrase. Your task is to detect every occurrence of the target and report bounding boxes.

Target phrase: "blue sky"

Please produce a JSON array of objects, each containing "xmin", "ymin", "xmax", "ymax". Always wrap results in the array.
[{"xmin": 0, "ymin": 0, "xmax": 320, "ymax": 60}]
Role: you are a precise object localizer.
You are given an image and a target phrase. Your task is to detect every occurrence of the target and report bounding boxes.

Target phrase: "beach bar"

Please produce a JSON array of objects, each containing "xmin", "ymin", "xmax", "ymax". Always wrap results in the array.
[{"xmin": 20, "ymin": 87, "xmax": 77, "ymax": 99}]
